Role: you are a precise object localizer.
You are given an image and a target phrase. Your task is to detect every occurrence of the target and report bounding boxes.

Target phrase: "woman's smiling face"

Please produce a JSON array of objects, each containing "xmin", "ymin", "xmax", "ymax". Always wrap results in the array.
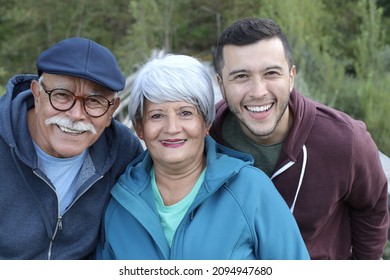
[{"xmin": 136, "ymin": 100, "xmax": 209, "ymax": 170}]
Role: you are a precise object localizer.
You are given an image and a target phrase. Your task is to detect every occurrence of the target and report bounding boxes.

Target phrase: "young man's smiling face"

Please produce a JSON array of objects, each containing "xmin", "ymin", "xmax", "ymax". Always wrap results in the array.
[{"xmin": 218, "ymin": 37, "xmax": 296, "ymax": 145}]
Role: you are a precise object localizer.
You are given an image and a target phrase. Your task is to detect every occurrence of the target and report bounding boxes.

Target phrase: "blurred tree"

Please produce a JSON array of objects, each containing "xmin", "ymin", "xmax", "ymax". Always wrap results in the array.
[
  {"xmin": 0, "ymin": 0, "xmax": 389, "ymax": 155},
  {"xmin": 0, "ymin": 0, "xmax": 134, "ymax": 83}
]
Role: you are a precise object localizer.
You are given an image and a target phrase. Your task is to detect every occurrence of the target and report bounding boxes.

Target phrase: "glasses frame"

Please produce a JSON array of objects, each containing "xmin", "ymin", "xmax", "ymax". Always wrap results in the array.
[{"xmin": 40, "ymin": 81, "xmax": 115, "ymax": 118}]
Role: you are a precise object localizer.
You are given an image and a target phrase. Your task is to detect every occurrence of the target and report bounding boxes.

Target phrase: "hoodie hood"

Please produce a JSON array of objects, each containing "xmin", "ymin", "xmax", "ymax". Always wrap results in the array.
[
  {"xmin": 0, "ymin": 74, "xmax": 39, "ymax": 166},
  {"xmin": 281, "ymin": 88, "xmax": 316, "ymax": 162}
]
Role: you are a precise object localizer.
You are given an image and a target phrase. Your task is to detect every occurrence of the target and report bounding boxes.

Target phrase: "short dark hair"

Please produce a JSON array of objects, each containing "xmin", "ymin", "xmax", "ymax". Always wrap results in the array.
[{"xmin": 214, "ymin": 17, "xmax": 293, "ymax": 76}]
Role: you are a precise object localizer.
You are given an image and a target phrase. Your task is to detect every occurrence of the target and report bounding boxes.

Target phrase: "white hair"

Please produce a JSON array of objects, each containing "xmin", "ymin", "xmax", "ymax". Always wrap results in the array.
[{"xmin": 128, "ymin": 54, "xmax": 215, "ymax": 126}]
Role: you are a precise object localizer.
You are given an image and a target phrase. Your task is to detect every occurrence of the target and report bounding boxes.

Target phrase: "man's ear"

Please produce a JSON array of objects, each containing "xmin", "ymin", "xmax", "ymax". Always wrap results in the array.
[
  {"xmin": 30, "ymin": 79, "xmax": 42, "ymax": 113},
  {"xmin": 112, "ymin": 96, "xmax": 120, "ymax": 111},
  {"xmin": 105, "ymin": 97, "xmax": 121, "ymax": 127},
  {"xmin": 31, "ymin": 79, "xmax": 40, "ymax": 97},
  {"xmin": 289, "ymin": 65, "xmax": 296, "ymax": 92},
  {"xmin": 217, "ymin": 75, "xmax": 226, "ymax": 99}
]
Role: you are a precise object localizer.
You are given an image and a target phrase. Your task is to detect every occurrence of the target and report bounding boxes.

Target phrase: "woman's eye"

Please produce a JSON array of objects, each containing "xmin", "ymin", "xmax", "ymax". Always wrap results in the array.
[
  {"xmin": 150, "ymin": 113, "xmax": 163, "ymax": 119},
  {"xmin": 181, "ymin": 110, "xmax": 193, "ymax": 116}
]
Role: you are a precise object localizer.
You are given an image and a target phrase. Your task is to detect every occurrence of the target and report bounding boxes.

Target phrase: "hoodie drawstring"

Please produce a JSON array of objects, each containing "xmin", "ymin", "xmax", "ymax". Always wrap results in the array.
[{"xmin": 271, "ymin": 145, "xmax": 307, "ymax": 214}]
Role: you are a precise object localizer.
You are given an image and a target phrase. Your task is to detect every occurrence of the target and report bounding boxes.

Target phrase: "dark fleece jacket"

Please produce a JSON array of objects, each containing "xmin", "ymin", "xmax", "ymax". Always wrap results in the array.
[{"xmin": 0, "ymin": 74, "xmax": 143, "ymax": 259}]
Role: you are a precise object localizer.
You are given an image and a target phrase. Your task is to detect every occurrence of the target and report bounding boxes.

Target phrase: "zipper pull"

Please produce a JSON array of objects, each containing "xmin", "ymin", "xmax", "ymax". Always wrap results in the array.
[{"xmin": 58, "ymin": 216, "xmax": 63, "ymax": 230}]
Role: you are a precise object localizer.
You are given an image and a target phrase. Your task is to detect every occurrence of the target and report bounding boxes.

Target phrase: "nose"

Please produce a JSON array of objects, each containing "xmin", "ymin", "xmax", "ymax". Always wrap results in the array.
[
  {"xmin": 165, "ymin": 114, "xmax": 181, "ymax": 134},
  {"xmin": 250, "ymin": 76, "xmax": 267, "ymax": 98},
  {"xmin": 66, "ymin": 97, "xmax": 87, "ymax": 119}
]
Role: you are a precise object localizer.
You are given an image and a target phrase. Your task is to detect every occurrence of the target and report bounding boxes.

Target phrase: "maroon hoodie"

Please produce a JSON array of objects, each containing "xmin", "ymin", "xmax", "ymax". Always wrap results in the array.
[{"xmin": 210, "ymin": 88, "xmax": 389, "ymax": 260}]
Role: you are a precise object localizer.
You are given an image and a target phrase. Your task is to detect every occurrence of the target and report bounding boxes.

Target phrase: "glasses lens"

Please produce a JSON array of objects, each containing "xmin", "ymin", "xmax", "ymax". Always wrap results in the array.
[
  {"xmin": 50, "ymin": 89, "xmax": 75, "ymax": 111},
  {"xmin": 84, "ymin": 96, "xmax": 110, "ymax": 117},
  {"xmin": 45, "ymin": 84, "xmax": 112, "ymax": 117}
]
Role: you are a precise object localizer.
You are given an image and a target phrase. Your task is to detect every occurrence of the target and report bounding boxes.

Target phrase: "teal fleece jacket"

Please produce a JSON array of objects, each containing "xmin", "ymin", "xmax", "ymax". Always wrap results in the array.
[{"xmin": 97, "ymin": 136, "xmax": 309, "ymax": 260}]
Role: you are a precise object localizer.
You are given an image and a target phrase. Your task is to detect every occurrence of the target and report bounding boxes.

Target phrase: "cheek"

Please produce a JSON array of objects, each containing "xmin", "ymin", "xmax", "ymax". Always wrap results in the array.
[
  {"xmin": 224, "ymin": 87, "xmax": 243, "ymax": 106},
  {"xmin": 138, "ymin": 122, "xmax": 158, "ymax": 141},
  {"xmin": 35, "ymin": 102, "xmax": 57, "ymax": 123},
  {"xmin": 91, "ymin": 118, "xmax": 111, "ymax": 136},
  {"xmin": 226, "ymin": 82, "xmax": 247, "ymax": 96},
  {"xmin": 96, "ymin": 113, "xmax": 114, "ymax": 130},
  {"xmin": 34, "ymin": 97, "xmax": 47, "ymax": 115},
  {"xmin": 189, "ymin": 121, "xmax": 208, "ymax": 138},
  {"xmin": 104, "ymin": 114, "xmax": 113, "ymax": 127}
]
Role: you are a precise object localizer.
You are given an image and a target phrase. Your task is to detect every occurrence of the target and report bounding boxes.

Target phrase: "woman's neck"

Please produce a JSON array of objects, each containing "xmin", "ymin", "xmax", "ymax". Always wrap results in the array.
[{"xmin": 153, "ymin": 156, "xmax": 206, "ymax": 206}]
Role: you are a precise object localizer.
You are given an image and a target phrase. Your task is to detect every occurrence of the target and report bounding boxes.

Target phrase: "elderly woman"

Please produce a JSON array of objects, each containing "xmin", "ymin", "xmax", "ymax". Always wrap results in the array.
[{"xmin": 97, "ymin": 54, "xmax": 309, "ymax": 260}]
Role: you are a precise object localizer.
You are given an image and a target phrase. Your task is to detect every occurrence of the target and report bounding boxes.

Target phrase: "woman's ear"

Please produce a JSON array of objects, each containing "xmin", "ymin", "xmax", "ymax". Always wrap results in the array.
[
  {"xmin": 134, "ymin": 121, "xmax": 144, "ymax": 140},
  {"xmin": 205, "ymin": 123, "xmax": 211, "ymax": 136}
]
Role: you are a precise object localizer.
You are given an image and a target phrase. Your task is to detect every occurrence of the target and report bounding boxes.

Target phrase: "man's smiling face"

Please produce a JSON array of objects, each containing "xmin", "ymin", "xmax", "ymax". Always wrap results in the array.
[
  {"xmin": 218, "ymin": 38, "xmax": 295, "ymax": 145},
  {"xmin": 29, "ymin": 73, "xmax": 119, "ymax": 158}
]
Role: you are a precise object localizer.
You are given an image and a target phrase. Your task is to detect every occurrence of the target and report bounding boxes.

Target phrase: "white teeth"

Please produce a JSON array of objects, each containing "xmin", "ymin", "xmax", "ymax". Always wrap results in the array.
[
  {"xmin": 246, "ymin": 104, "xmax": 272, "ymax": 112},
  {"xmin": 58, "ymin": 125, "xmax": 84, "ymax": 134}
]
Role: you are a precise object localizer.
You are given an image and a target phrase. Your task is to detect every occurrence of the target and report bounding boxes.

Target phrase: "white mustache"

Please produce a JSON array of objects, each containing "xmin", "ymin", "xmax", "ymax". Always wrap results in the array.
[{"xmin": 45, "ymin": 116, "xmax": 97, "ymax": 134}]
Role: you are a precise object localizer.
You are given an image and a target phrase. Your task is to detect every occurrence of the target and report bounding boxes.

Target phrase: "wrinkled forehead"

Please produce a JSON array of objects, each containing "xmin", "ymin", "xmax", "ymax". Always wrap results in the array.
[{"xmin": 40, "ymin": 73, "xmax": 116, "ymax": 96}]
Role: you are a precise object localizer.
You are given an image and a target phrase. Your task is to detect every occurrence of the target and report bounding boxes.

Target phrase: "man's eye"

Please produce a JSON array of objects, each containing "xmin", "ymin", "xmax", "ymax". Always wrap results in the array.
[
  {"xmin": 265, "ymin": 71, "xmax": 280, "ymax": 77},
  {"xmin": 235, "ymin": 74, "xmax": 248, "ymax": 79},
  {"xmin": 51, "ymin": 90, "xmax": 73, "ymax": 102},
  {"xmin": 86, "ymin": 97, "xmax": 106, "ymax": 107},
  {"xmin": 53, "ymin": 90, "xmax": 71, "ymax": 98}
]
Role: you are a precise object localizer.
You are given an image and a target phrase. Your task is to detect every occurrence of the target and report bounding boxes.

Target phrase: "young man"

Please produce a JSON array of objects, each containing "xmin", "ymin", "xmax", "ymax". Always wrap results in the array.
[
  {"xmin": 210, "ymin": 17, "xmax": 389, "ymax": 260},
  {"xmin": 0, "ymin": 38, "xmax": 143, "ymax": 259}
]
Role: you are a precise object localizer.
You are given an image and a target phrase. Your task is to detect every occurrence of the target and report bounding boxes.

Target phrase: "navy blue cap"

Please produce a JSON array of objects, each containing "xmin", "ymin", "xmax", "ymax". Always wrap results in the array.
[{"xmin": 36, "ymin": 37, "xmax": 125, "ymax": 92}]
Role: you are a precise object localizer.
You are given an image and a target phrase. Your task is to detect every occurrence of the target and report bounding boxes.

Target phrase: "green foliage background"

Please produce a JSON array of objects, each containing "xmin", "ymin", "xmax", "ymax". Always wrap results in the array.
[
  {"xmin": 0, "ymin": 0, "xmax": 389, "ymax": 156},
  {"xmin": 0, "ymin": 0, "xmax": 389, "ymax": 259}
]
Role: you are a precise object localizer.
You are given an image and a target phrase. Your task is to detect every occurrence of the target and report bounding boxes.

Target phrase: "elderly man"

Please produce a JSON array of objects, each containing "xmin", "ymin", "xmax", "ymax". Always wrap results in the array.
[{"xmin": 0, "ymin": 38, "xmax": 143, "ymax": 259}]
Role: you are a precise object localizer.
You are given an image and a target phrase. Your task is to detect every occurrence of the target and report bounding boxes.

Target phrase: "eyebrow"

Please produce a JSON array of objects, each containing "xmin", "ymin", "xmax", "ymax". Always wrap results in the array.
[
  {"xmin": 228, "ymin": 69, "xmax": 247, "ymax": 76},
  {"xmin": 265, "ymin": 65, "xmax": 284, "ymax": 71},
  {"xmin": 228, "ymin": 65, "xmax": 284, "ymax": 77},
  {"xmin": 46, "ymin": 83, "xmax": 111, "ymax": 97}
]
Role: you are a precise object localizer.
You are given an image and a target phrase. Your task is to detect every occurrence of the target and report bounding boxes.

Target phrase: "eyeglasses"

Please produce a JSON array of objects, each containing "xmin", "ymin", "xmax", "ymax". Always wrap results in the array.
[{"xmin": 40, "ymin": 82, "xmax": 115, "ymax": 118}]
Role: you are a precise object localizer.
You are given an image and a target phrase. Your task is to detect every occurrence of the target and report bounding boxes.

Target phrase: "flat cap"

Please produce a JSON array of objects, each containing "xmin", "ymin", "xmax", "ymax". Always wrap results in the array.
[{"xmin": 36, "ymin": 37, "xmax": 125, "ymax": 91}]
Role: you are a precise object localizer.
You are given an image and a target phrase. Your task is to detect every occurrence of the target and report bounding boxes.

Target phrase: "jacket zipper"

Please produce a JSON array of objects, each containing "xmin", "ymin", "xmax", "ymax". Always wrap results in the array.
[
  {"xmin": 33, "ymin": 169, "xmax": 103, "ymax": 259},
  {"xmin": 169, "ymin": 180, "xmax": 231, "ymax": 259}
]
